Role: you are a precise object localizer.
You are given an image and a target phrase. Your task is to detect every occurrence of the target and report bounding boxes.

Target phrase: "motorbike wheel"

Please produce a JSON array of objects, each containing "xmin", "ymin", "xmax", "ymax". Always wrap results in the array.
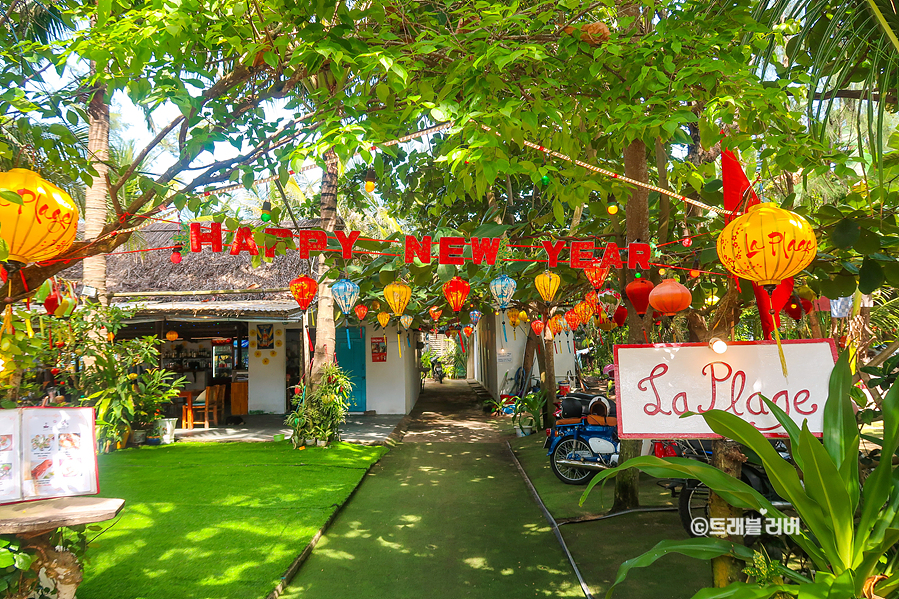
[
  {"xmin": 550, "ymin": 436, "xmax": 597, "ymax": 485},
  {"xmin": 679, "ymin": 481, "xmax": 761, "ymax": 544}
]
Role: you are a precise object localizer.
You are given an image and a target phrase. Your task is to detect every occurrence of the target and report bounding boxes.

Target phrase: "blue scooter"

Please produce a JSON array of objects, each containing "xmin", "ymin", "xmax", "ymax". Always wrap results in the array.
[{"xmin": 544, "ymin": 394, "xmax": 619, "ymax": 485}]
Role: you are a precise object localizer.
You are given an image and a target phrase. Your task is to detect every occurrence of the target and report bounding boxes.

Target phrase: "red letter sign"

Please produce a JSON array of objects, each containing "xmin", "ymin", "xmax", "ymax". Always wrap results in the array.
[
  {"xmin": 263, "ymin": 228, "xmax": 293, "ymax": 258},
  {"xmin": 405, "ymin": 235, "xmax": 433, "ymax": 264},
  {"xmin": 335, "ymin": 230, "xmax": 361, "ymax": 259},
  {"xmin": 627, "ymin": 242, "xmax": 651, "ymax": 270},
  {"xmin": 438, "ymin": 236, "xmax": 465, "ymax": 265},
  {"xmin": 229, "ymin": 226, "xmax": 259, "ymax": 256},
  {"xmin": 470, "ymin": 237, "xmax": 501, "ymax": 265},
  {"xmin": 298, "ymin": 230, "xmax": 327, "ymax": 259},
  {"xmin": 569, "ymin": 241, "xmax": 593, "ymax": 269},
  {"xmin": 542, "ymin": 240, "xmax": 566, "ymax": 268},
  {"xmin": 189, "ymin": 222, "xmax": 222, "ymax": 253}
]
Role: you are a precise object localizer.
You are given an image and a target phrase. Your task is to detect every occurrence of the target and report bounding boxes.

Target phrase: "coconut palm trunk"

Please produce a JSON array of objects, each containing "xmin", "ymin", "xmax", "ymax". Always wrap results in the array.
[
  {"xmin": 83, "ymin": 80, "xmax": 109, "ymax": 304},
  {"xmin": 311, "ymin": 156, "xmax": 338, "ymax": 383}
]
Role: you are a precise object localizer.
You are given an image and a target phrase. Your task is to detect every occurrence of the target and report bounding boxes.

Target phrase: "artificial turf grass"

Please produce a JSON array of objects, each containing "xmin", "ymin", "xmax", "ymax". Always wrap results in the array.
[
  {"xmin": 509, "ymin": 433, "xmax": 712, "ymax": 598},
  {"xmin": 282, "ymin": 442, "xmax": 583, "ymax": 599},
  {"xmin": 78, "ymin": 441, "xmax": 387, "ymax": 599}
]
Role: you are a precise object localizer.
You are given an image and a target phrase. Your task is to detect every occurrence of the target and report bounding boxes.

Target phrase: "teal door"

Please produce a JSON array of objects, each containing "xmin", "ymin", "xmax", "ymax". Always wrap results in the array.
[{"xmin": 336, "ymin": 327, "xmax": 366, "ymax": 412}]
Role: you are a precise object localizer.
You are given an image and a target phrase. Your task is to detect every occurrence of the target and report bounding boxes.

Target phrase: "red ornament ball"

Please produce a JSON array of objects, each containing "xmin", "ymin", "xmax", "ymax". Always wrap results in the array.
[
  {"xmin": 170, "ymin": 251, "xmax": 183, "ymax": 264},
  {"xmin": 681, "ymin": 237, "xmax": 693, "ymax": 248}
]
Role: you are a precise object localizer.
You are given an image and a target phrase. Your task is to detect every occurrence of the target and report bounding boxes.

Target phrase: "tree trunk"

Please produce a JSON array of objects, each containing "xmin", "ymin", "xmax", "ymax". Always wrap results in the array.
[
  {"xmin": 540, "ymin": 326, "xmax": 556, "ymax": 428},
  {"xmin": 521, "ymin": 327, "xmax": 538, "ymax": 386},
  {"xmin": 613, "ymin": 138, "xmax": 650, "ymax": 513},
  {"xmin": 710, "ymin": 440, "xmax": 745, "ymax": 586},
  {"xmin": 311, "ymin": 156, "xmax": 339, "ymax": 383},
  {"xmin": 83, "ymin": 80, "xmax": 109, "ymax": 304}
]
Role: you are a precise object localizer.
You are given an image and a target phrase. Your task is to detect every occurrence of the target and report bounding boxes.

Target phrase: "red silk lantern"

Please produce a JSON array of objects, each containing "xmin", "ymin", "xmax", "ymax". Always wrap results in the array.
[
  {"xmin": 613, "ymin": 305, "xmax": 628, "ymax": 326},
  {"xmin": 289, "ymin": 275, "xmax": 318, "ymax": 311},
  {"xmin": 429, "ymin": 306, "xmax": 443, "ymax": 321},
  {"xmin": 564, "ymin": 310, "xmax": 580, "ymax": 332},
  {"xmin": 583, "ymin": 259, "xmax": 610, "ymax": 290},
  {"xmin": 573, "ymin": 301, "xmax": 593, "ymax": 324},
  {"xmin": 547, "ymin": 314, "xmax": 563, "ymax": 336},
  {"xmin": 783, "ymin": 295, "xmax": 804, "ymax": 322},
  {"xmin": 354, "ymin": 304, "xmax": 368, "ymax": 320},
  {"xmin": 648, "ymin": 279, "xmax": 692, "ymax": 316},
  {"xmin": 531, "ymin": 320, "xmax": 544, "ymax": 336},
  {"xmin": 800, "ymin": 298, "xmax": 813, "ymax": 314},
  {"xmin": 625, "ymin": 278, "xmax": 654, "ymax": 317},
  {"xmin": 442, "ymin": 276, "xmax": 470, "ymax": 312},
  {"xmin": 464, "ymin": 325, "xmax": 474, "ymax": 337},
  {"xmin": 585, "ymin": 290, "xmax": 600, "ymax": 315}
]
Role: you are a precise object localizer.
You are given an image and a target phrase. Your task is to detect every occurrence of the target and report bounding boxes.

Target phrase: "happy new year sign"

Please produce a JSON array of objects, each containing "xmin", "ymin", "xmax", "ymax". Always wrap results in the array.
[
  {"xmin": 613, "ymin": 339, "xmax": 838, "ymax": 439},
  {"xmin": 187, "ymin": 223, "xmax": 651, "ymax": 269}
]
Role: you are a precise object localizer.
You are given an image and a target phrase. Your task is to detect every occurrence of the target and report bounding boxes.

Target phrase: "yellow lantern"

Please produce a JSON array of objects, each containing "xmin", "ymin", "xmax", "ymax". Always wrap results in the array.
[
  {"xmin": 377, "ymin": 312, "xmax": 391, "ymax": 328},
  {"xmin": 384, "ymin": 281, "xmax": 411, "ymax": 316},
  {"xmin": 535, "ymin": 270, "xmax": 561, "ymax": 303},
  {"xmin": 716, "ymin": 203, "xmax": 817, "ymax": 288},
  {"xmin": 518, "ymin": 309, "xmax": 528, "ymax": 323},
  {"xmin": 508, "ymin": 310, "xmax": 520, "ymax": 328},
  {"xmin": 717, "ymin": 203, "xmax": 817, "ymax": 376},
  {"xmin": 0, "ymin": 169, "xmax": 79, "ymax": 265}
]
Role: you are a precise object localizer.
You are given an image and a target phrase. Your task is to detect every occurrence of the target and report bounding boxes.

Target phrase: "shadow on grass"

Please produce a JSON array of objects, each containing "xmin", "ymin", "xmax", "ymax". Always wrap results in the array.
[{"xmin": 78, "ymin": 442, "xmax": 386, "ymax": 599}]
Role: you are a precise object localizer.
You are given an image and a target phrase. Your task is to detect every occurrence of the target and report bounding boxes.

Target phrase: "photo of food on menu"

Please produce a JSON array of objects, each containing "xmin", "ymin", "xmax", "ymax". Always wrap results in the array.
[{"xmin": 0, "ymin": 407, "xmax": 98, "ymax": 504}]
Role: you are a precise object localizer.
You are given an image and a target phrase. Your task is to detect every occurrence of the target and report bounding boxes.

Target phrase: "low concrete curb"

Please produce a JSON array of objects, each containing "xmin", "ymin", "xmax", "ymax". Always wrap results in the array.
[{"xmin": 383, "ymin": 413, "xmax": 413, "ymax": 447}]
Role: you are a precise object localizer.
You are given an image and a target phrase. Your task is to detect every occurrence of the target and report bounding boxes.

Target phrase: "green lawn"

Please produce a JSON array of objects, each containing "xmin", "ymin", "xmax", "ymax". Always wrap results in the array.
[{"xmin": 79, "ymin": 441, "xmax": 387, "ymax": 599}]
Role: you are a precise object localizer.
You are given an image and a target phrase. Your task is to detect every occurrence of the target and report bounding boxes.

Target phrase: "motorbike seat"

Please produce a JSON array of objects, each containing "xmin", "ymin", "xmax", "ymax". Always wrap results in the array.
[
  {"xmin": 555, "ymin": 417, "xmax": 583, "ymax": 426},
  {"xmin": 586, "ymin": 415, "xmax": 617, "ymax": 427}
]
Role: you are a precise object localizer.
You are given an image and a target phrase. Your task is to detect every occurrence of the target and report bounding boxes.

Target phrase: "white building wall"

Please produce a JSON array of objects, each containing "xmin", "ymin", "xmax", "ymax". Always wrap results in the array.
[
  {"xmin": 247, "ymin": 322, "xmax": 288, "ymax": 414},
  {"xmin": 365, "ymin": 323, "xmax": 418, "ymax": 415}
]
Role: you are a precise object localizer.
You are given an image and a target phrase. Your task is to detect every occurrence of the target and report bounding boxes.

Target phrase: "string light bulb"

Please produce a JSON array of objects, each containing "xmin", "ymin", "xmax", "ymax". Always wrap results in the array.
[
  {"xmin": 658, "ymin": 268, "xmax": 666, "ymax": 275},
  {"xmin": 607, "ymin": 200, "xmax": 619, "ymax": 215},
  {"xmin": 364, "ymin": 168, "xmax": 376, "ymax": 193},
  {"xmin": 260, "ymin": 200, "xmax": 272, "ymax": 222},
  {"xmin": 170, "ymin": 245, "xmax": 183, "ymax": 264},
  {"xmin": 709, "ymin": 337, "xmax": 727, "ymax": 354},
  {"xmin": 689, "ymin": 269, "xmax": 700, "ymax": 278},
  {"xmin": 541, "ymin": 174, "xmax": 550, "ymax": 185}
]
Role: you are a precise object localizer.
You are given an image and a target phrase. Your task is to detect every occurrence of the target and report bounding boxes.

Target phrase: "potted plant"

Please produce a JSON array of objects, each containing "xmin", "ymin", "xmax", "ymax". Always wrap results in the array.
[
  {"xmin": 513, "ymin": 390, "xmax": 546, "ymax": 436},
  {"xmin": 285, "ymin": 364, "xmax": 351, "ymax": 449}
]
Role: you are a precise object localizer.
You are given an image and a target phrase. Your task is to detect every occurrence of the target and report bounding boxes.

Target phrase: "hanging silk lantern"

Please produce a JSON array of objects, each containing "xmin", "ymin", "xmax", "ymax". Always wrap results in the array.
[
  {"xmin": 166, "ymin": 330, "xmax": 178, "ymax": 341},
  {"xmin": 625, "ymin": 278, "xmax": 654, "ymax": 317},
  {"xmin": 354, "ymin": 304, "xmax": 368, "ymax": 320},
  {"xmin": 400, "ymin": 314, "xmax": 413, "ymax": 329},
  {"xmin": 0, "ymin": 169, "xmax": 79, "ymax": 267},
  {"xmin": 289, "ymin": 275, "xmax": 318, "ymax": 312},
  {"xmin": 573, "ymin": 301, "xmax": 593, "ymax": 325},
  {"xmin": 613, "ymin": 305, "xmax": 628, "ymax": 327},
  {"xmin": 648, "ymin": 279, "xmax": 692, "ymax": 316},
  {"xmin": 784, "ymin": 295, "xmax": 804, "ymax": 322},
  {"xmin": 565, "ymin": 310, "xmax": 581, "ymax": 332},
  {"xmin": 371, "ymin": 300, "xmax": 381, "ymax": 311},
  {"xmin": 717, "ymin": 203, "xmax": 817, "ymax": 287},
  {"xmin": 508, "ymin": 310, "xmax": 520, "ymax": 328},
  {"xmin": 377, "ymin": 312, "xmax": 391, "ymax": 328},
  {"xmin": 469, "ymin": 309, "xmax": 482, "ymax": 327},
  {"xmin": 331, "ymin": 279, "xmax": 360, "ymax": 316},
  {"xmin": 518, "ymin": 309, "xmax": 528, "ymax": 323},
  {"xmin": 531, "ymin": 320, "xmax": 545, "ymax": 336},
  {"xmin": 716, "ymin": 203, "xmax": 817, "ymax": 375},
  {"xmin": 429, "ymin": 306, "xmax": 443, "ymax": 321},
  {"xmin": 596, "ymin": 311, "xmax": 616, "ymax": 331},
  {"xmin": 585, "ymin": 291, "xmax": 600, "ymax": 316},
  {"xmin": 547, "ymin": 315, "xmax": 563, "ymax": 336},
  {"xmin": 597, "ymin": 289, "xmax": 621, "ymax": 320},
  {"xmin": 584, "ymin": 259, "xmax": 610, "ymax": 290},
  {"xmin": 442, "ymin": 276, "xmax": 470, "ymax": 312},
  {"xmin": 535, "ymin": 270, "xmax": 561, "ymax": 303},
  {"xmin": 489, "ymin": 274, "xmax": 516, "ymax": 310},
  {"xmin": 384, "ymin": 281, "xmax": 412, "ymax": 316},
  {"xmin": 464, "ymin": 325, "xmax": 474, "ymax": 337}
]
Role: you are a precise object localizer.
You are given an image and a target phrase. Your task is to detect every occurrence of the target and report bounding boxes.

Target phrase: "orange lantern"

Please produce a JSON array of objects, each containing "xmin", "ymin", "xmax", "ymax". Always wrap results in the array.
[
  {"xmin": 429, "ymin": 306, "xmax": 443, "ymax": 321},
  {"xmin": 648, "ymin": 279, "xmax": 692, "ymax": 316},
  {"xmin": 0, "ymin": 169, "xmax": 79, "ymax": 267},
  {"xmin": 463, "ymin": 325, "xmax": 474, "ymax": 337},
  {"xmin": 573, "ymin": 301, "xmax": 594, "ymax": 324},
  {"xmin": 583, "ymin": 259, "xmax": 610, "ymax": 290},
  {"xmin": 564, "ymin": 310, "xmax": 580, "ymax": 331},
  {"xmin": 547, "ymin": 314, "xmax": 563, "ymax": 336},
  {"xmin": 535, "ymin": 270, "xmax": 561, "ymax": 302},
  {"xmin": 165, "ymin": 330, "xmax": 178, "ymax": 341},
  {"xmin": 289, "ymin": 275, "xmax": 318, "ymax": 311},
  {"xmin": 530, "ymin": 320, "xmax": 544, "ymax": 336},
  {"xmin": 442, "ymin": 276, "xmax": 470, "ymax": 312},
  {"xmin": 354, "ymin": 304, "xmax": 368, "ymax": 320},
  {"xmin": 585, "ymin": 290, "xmax": 600, "ymax": 315},
  {"xmin": 384, "ymin": 281, "xmax": 412, "ymax": 316},
  {"xmin": 377, "ymin": 312, "xmax": 390, "ymax": 328}
]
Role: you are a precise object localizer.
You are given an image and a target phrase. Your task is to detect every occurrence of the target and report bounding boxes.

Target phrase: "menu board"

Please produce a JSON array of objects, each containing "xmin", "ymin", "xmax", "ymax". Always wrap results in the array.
[{"xmin": 0, "ymin": 408, "xmax": 98, "ymax": 505}]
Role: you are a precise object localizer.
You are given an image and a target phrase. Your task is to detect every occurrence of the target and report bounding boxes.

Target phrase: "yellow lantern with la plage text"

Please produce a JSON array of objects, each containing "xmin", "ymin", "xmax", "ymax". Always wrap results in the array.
[
  {"xmin": 0, "ymin": 169, "xmax": 79, "ymax": 268},
  {"xmin": 716, "ymin": 203, "xmax": 817, "ymax": 289}
]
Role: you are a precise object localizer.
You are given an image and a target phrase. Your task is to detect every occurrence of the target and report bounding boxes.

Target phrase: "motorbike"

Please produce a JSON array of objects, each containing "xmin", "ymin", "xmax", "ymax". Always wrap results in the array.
[
  {"xmin": 544, "ymin": 394, "xmax": 619, "ymax": 485},
  {"xmin": 432, "ymin": 362, "xmax": 445, "ymax": 384}
]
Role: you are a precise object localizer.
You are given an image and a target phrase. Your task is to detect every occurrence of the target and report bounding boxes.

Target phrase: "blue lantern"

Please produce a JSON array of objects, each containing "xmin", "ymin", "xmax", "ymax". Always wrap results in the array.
[
  {"xmin": 489, "ymin": 274, "xmax": 516, "ymax": 344},
  {"xmin": 469, "ymin": 309, "xmax": 482, "ymax": 327},
  {"xmin": 489, "ymin": 274, "xmax": 516, "ymax": 310},
  {"xmin": 331, "ymin": 278, "xmax": 360, "ymax": 347}
]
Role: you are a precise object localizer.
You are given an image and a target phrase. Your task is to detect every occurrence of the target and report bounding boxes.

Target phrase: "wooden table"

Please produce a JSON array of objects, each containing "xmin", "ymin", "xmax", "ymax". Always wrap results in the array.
[{"xmin": 0, "ymin": 497, "xmax": 125, "ymax": 599}]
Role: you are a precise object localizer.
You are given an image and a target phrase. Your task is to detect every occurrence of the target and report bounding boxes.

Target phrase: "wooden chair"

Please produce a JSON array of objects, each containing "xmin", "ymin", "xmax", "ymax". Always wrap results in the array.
[{"xmin": 183, "ymin": 385, "xmax": 223, "ymax": 429}]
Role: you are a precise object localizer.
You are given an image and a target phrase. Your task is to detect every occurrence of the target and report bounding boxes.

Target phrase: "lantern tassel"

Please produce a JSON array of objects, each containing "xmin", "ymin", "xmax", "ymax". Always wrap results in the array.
[
  {"xmin": 512, "ymin": 325, "xmax": 517, "ymax": 341},
  {"xmin": 346, "ymin": 326, "xmax": 351, "ymax": 348},
  {"xmin": 459, "ymin": 331, "xmax": 465, "ymax": 353},
  {"xmin": 1, "ymin": 305, "xmax": 12, "ymax": 337},
  {"xmin": 407, "ymin": 333, "xmax": 411, "ymax": 348},
  {"xmin": 502, "ymin": 319, "xmax": 507, "ymax": 343},
  {"xmin": 398, "ymin": 333, "xmax": 402, "ymax": 358},
  {"xmin": 771, "ymin": 309, "xmax": 788, "ymax": 378}
]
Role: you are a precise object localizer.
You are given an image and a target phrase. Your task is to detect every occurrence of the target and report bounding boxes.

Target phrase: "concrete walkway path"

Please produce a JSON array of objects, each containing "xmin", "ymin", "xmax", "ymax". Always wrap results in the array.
[{"xmin": 281, "ymin": 380, "xmax": 581, "ymax": 598}]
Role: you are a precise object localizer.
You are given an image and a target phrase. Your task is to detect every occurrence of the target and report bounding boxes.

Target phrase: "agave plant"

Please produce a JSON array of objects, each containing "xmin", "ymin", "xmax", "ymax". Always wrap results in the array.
[{"xmin": 582, "ymin": 351, "xmax": 899, "ymax": 598}]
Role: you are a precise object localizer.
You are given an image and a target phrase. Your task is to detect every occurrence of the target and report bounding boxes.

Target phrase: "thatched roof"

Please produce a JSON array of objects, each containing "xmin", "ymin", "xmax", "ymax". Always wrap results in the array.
[{"xmin": 101, "ymin": 218, "xmax": 334, "ymax": 302}]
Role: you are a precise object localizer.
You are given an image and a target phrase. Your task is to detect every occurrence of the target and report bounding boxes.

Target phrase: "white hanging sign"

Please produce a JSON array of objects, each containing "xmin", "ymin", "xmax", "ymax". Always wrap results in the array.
[{"xmin": 614, "ymin": 340, "xmax": 838, "ymax": 439}]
